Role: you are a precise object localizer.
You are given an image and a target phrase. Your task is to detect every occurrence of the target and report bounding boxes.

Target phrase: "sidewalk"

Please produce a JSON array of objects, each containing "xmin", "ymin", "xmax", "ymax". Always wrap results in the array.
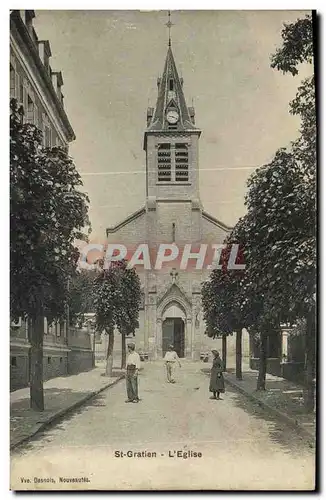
[
  {"xmin": 10, "ymin": 363, "xmax": 124, "ymax": 450},
  {"xmin": 202, "ymin": 363, "xmax": 316, "ymax": 443}
]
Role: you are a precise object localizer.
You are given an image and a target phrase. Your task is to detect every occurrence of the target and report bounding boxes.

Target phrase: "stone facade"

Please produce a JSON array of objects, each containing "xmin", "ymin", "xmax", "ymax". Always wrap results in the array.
[
  {"xmin": 68, "ymin": 328, "xmax": 94, "ymax": 375},
  {"xmin": 105, "ymin": 45, "xmax": 233, "ymax": 361},
  {"xmin": 10, "ymin": 10, "xmax": 75, "ymax": 147},
  {"xmin": 10, "ymin": 320, "xmax": 94, "ymax": 391}
]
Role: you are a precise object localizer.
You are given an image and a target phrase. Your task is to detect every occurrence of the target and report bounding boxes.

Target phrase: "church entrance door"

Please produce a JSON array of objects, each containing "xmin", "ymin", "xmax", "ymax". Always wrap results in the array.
[{"xmin": 162, "ymin": 318, "xmax": 185, "ymax": 358}]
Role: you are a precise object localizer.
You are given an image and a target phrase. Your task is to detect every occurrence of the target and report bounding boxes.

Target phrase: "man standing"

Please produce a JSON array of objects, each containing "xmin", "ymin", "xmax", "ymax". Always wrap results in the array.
[
  {"xmin": 125, "ymin": 343, "xmax": 141, "ymax": 403},
  {"xmin": 164, "ymin": 344, "xmax": 181, "ymax": 383}
]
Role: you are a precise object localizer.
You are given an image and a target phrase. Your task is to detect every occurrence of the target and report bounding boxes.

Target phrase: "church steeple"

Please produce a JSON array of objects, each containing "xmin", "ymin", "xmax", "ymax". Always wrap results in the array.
[
  {"xmin": 146, "ymin": 46, "xmax": 199, "ymax": 134},
  {"xmin": 144, "ymin": 36, "xmax": 201, "ymax": 203}
]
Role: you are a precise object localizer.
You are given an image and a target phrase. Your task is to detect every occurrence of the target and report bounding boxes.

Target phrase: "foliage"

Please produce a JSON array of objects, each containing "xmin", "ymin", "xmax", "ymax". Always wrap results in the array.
[
  {"xmin": 202, "ymin": 211, "xmax": 271, "ymax": 340},
  {"xmin": 68, "ymin": 268, "xmax": 97, "ymax": 327},
  {"xmin": 270, "ymin": 14, "xmax": 314, "ymax": 75},
  {"xmin": 244, "ymin": 147, "xmax": 315, "ymax": 323},
  {"xmin": 290, "ymin": 318, "xmax": 307, "ymax": 337},
  {"xmin": 10, "ymin": 98, "xmax": 90, "ymax": 321},
  {"xmin": 202, "ymin": 223, "xmax": 246, "ymax": 337},
  {"xmin": 243, "ymin": 13, "xmax": 316, "ymax": 324},
  {"xmin": 93, "ymin": 260, "xmax": 141, "ymax": 336},
  {"xmin": 202, "ymin": 13, "xmax": 316, "ymax": 364},
  {"xmin": 240, "ymin": 13, "xmax": 316, "ymax": 325}
]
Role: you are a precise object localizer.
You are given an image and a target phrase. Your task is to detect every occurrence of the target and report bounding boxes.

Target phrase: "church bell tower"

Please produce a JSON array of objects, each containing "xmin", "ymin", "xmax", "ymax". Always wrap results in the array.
[
  {"xmin": 106, "ymin": 15, "xmax": 230, "ymax": 361},
  {"xmin": 144, "ymin": 44, "xmax": 202, "ymax": 204}
]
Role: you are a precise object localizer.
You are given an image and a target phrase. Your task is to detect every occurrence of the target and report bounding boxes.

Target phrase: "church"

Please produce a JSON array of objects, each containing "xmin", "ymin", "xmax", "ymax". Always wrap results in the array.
[{"xmin": 106, "ymin": 42, "xmax": 231, "ymax": 361}]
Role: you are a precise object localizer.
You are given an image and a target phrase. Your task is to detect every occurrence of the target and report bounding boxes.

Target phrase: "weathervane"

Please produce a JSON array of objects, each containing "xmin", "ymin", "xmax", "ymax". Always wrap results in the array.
[{"xmin": 165, "ymin": 10, "xmax": 174, "ymax": 47}]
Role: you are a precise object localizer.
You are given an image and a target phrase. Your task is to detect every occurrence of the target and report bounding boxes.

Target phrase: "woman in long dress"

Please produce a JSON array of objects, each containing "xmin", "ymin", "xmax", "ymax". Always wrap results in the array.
[{"xmin": 209, "ymin": 350, "xmax": 225, "ymax": 400}]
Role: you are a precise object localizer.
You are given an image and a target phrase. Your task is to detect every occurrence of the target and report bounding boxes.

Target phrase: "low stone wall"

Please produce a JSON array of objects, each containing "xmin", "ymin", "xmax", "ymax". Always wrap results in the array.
[
  {"xmin": 67, "ymin": 328, "xmax": 93, "ymax": 374},
  {"xmin": 10, "ymin": 346, "xmax": 30, "ymax": 391},
  {"xmin": 43, "ymin": 351, "xmax": 68, "ymax": 380},
  {"xmin": 281, "ymin": 361, "xmax": 305, "ymax": 384},
  {"xmin": 250, "ymin": 357, "xmax": 282, "ymax": 376},
  {"xmin": 10, "ymin": 345, "xmax": 69, "ymax": 391},
  {"xmin": 10, "ymin": 327, "xmax": 94, "ymax": 391},
  {"xmin": 68, "ymin": 348, "xmax": 94, "ymax": 375},
  {"xmin": 68, "ymin": 327, "xmax": 92, "ymax": 349},
  {"xmin": 250, "ymin": 357, "xmax": 305, "ymax": 384}
]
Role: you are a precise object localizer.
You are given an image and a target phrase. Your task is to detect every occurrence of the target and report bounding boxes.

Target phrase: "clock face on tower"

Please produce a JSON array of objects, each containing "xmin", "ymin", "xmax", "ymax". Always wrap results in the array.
[{"xmin": 166, "ymin": 110, "xmax": 179, "ymax": 124}]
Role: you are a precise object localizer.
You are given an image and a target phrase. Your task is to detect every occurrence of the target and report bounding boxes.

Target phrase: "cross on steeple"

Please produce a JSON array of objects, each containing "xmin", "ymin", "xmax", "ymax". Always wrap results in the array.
[{"xmin": 165, "ymin": 10, "xmax": 174, "ymax": 47}]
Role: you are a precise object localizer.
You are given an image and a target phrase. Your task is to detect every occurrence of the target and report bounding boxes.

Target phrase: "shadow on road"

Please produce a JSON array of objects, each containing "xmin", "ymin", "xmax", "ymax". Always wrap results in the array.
[
  {"xmin": 11, "ymin": 370, "xmax": 125, "ymax": 454},
  {"xmin": 19, "ymin": 388, "xmax": 121, "ymax": 452},
  {"xmin": 13, "ymin": 365, "xmax": 315, "ymax": 460},
  {"xmin": 225, "ymin": 384, "xmax": 315, "ymax": 455}
]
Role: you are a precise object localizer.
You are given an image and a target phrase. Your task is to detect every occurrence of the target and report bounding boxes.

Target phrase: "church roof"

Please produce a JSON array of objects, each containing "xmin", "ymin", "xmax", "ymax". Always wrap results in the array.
[
  {"xmin": 146, "ymin": 46, "xmax": 200, "ymax": 133},
  {"xmin": 105, "ymin": 205, "xmax": 232, "ymax": 239},
  {"xmin": 202, "ymin": 211, "xmax": 233, "ymax": 232},
  {"xmin": 106, "ymin": 206, "xmax": 145, "ymax": 235}
]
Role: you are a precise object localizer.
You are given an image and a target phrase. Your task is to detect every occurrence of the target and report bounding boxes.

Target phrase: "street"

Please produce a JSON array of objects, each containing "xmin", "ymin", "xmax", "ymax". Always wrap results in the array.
[{"xmin": 11, "ymin": 362, "xmax": 315, "ymax": 491}]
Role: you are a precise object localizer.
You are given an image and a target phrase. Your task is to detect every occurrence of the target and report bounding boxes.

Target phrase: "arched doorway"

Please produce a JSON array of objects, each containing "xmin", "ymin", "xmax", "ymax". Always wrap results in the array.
[{"xmin": 162, "ymin": 302, "xmax": 186, "ymax": 358}]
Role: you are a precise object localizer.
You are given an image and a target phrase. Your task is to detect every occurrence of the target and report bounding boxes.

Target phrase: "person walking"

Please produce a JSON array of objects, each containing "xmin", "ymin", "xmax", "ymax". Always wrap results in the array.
[
  {"xmin": 164, "ymin": 344, "xmax": 181, "ymax": 383},
  {"xmin": 209, "ymin": 350, "xmax": 225, "ymax": 400},
  {"xmin": 125, "ymin": 343, "xmax": 141, "ymax": 403}
]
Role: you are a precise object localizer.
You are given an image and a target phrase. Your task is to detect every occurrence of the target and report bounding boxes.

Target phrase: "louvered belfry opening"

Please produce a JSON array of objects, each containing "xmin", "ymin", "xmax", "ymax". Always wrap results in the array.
[
  {"xmin": 157, "ymin": 143, "xmax": 171, "ymax": 182},
  {"xmin": 175, "ymin": 143, "xmax": 189, "ymax": 182}
]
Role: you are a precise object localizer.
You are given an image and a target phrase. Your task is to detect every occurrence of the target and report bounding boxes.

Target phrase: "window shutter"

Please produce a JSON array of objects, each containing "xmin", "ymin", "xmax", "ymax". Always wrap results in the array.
[
  {"xmin": 175, "ymin": 143, "xmax": 189, "ymax": 182},
  {"xmin": 10, "ymin": 64, "xmax": 16, "ymax": 98},
  {"xmin": 157, "ymin": 143, "xmax": 171, "ymax": 182}
]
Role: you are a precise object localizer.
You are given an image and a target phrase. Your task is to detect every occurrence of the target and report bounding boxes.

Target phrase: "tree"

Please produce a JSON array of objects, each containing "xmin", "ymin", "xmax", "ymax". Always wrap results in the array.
[
  {"xmin": 92, "ymin": 262, "xmax": 116, "ymax": 376},
  {"xmin": 270, "ymin": 14, "xmax": 314, "ymax": 76},
  {"xmin": 243, "ymin": 145, "xmax": 315, "ymax": 391},
  {"xmin": 273, "ymin": 13, "xmax": 316, "ymax": 409},
  {"xmin": 69, "ymin": 268, "xmax": 97, "ymax": 328},
  {"xmin": 10, "ymin": 99, "xmax": 90, "ymax": 410},
  {"xmin": 201, "ymin": 224, "xmax": 252, "ymax": 379},
  {"xmin": 241, "ymin": 14, "xmax": 316, "ymax": 402},
  {"xmin": 201, "ymin": 277, "xmax": 231, "ymax": 371},
  {"xmin": 115, "ymin": 264, "xmax": 142, "ymax": 369},
  {"xmin": 93, "ymin": 260, "xmax": 141, "ymax": 376},
  {"xmin": 201, "ymin": 14, "xmax": 316, "ymax": 397}
]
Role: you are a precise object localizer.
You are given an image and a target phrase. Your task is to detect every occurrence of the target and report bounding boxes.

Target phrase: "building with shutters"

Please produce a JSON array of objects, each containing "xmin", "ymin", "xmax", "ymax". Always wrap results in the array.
[
  {"xmin": 10, "ymin": 10, "xmax": 93, "ymax": 390},
  {"xmin": 10, "ymin": 9, "xmax": 75, "ymax": 147}
]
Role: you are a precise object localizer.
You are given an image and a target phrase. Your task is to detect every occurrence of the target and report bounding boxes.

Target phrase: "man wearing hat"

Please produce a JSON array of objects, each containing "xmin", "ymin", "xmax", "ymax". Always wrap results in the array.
[
  {"xmin": 125, "ymin": 342, "xmax": 141, "ymax": 403},
  {"xmin": 164, "ymin": 345, "xmax": 182, "ymax": 383}
]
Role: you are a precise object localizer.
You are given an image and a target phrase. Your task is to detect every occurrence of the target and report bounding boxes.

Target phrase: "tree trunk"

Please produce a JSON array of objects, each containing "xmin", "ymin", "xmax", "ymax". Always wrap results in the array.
[
  {"xmin": 236, "ymin": 328, "xmax": 242, "ymax": 380},
  {"xmin": 304, "ymin": 310, "xmax": 315, "ymax": 412},
  {"xmin": 105, "ymin": 332, "xmax": 114, "ymax": 377},
  {"xmin": 222, "ymin": 335, "xmax": 227, "ymax": 371},
  {"xmin": 30, "ymin": 315, "xmax": 44, "ymax": 411},
  {"xmin": 256, "ymin": 332, "xmax": 267, "ymax": 391},
  {"xmin": 92, "ymin": 331, "xmax": 96, "ymax": 368},
  {"xmin": 121, "ymin": 333, "xmax": 126, "ymax": 369}
]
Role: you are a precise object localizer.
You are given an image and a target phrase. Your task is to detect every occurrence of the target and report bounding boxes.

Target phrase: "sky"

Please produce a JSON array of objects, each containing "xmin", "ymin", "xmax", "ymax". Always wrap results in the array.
[{"xmin": 33, "ymin": 10, "xmax": 311, "ymax": 239}]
